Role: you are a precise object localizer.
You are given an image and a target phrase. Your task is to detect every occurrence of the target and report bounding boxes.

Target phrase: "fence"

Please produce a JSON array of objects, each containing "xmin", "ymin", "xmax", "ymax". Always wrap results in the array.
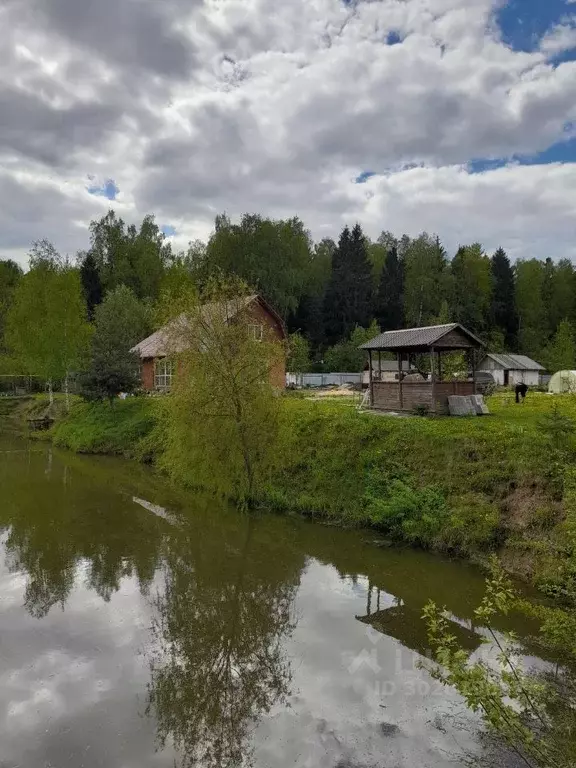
[{"xmin": 286, "ymin": 372, "xmax": 363, "ymax": 388}]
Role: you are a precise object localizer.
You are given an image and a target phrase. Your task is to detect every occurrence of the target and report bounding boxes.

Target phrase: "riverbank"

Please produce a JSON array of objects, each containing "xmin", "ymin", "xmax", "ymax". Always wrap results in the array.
[{"xmin": 7, "ymin": 391, "xmax": 576, "ymax": 600}]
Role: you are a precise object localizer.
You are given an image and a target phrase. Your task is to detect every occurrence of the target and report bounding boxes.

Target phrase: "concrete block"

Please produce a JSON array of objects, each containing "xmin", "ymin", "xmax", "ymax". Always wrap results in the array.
[
  {"xmin": 470, "ymin": 394, "xmax": 490, "ymax": 415},
  {"xmin": 448, "ymin": 395, "xmax": 476, "ymax": 416}
]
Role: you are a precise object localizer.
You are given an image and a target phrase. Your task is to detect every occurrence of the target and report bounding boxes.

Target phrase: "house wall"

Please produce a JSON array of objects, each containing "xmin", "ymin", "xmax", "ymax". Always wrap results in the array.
[
  {"xmin": 372, "ymin": 380, "xmax": 475, "ymax": 413},
  {"xmin": 509, "ymin": 370, "xmax": 540, "ymax": 387},
  {"xmin": 245, "ymin": 301, "xmax": 286, "ymax": 389},
  {"xmin": 139, "ymin": 299, "xmax": 286, "ymax": 391},
  {"xmin": 142, "ymin": 359, "xmax": 154, "ymax": 390},
  {"xmin": 477, "ymin": 363, "xmax": 540, "ymax": 387}
]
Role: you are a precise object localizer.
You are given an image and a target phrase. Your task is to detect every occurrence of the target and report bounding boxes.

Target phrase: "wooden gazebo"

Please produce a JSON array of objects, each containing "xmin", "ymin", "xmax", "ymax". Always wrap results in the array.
[{"xmin": 360, "ymin": 323, "xmax": 485, "ymax": 414}]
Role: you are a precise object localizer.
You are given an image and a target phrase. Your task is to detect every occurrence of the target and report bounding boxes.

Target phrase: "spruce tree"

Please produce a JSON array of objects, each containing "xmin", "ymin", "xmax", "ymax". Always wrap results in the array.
[
  {"xmin": 80, "ymin": 251, "xmax": 103, "ymax": 320},
  {"xmin": 375, "ymin": 246, "xmax": 404, "ymax": 331},
  {"xmin": 490, "ymin": 247, "xmax": 517, "ymax": 350},
  {"xmin": 323, "ymin": 224, "xmax": 373, "ymax": 345}
]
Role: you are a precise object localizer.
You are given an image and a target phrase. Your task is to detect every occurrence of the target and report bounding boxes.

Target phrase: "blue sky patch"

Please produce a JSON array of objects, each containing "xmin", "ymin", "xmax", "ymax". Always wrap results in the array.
[
  {"xmin": 468, "ymin": 136, "xmax": 576, "ymax": 174},
  {"xmin": 386, "ymin": 31, "xmax": 402, "ymax": 46},
  {"xmin": 516, "ymin": 137, "xmax": 576, "ymax": 165},
  {"xmin": 496, "ymin": 0, "xmax": 576, "ymax": 57},
  {"xmin": 87, "ymin": 178, "xmax": 119, "ymax": 201},
  {"xmin": 355, "ymin": 170, "xmax": 376, "ymax": 183},
  {"xmin": 161, "ymin": 225, "xmax": 177, "ymax": 237}
]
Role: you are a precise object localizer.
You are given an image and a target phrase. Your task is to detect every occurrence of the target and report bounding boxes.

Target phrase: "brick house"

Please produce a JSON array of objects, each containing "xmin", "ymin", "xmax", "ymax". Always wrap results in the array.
[{"xmin": 131, "ymin": 294, "xmax": 286, "ymax": 391}]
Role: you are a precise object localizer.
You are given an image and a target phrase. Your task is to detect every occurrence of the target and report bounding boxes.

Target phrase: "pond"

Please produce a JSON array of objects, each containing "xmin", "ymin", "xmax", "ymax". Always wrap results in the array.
[{"xmin": 0, "ymin": 428, "xmax": 544, "ymax": 768}]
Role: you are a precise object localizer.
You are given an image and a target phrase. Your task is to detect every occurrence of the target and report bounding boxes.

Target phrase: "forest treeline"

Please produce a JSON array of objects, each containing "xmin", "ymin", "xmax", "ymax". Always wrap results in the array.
[{"xmin": 2, "ymin": 210, "xmax": 576, "ymax": 380}]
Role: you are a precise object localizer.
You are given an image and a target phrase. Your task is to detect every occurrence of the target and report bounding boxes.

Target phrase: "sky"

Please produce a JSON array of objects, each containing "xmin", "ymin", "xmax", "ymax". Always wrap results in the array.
[{"xmin": 1, "ymin": 0, "xmax": 576, "ymax": 268}]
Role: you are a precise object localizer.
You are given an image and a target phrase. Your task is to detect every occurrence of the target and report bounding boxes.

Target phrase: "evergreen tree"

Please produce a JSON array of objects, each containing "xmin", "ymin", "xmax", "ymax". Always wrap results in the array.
[
  {"xmin": 490, "ymin": 248, "xmax": 518, "ymax": 350},
  {"xmin": 375, "ymin": 246, "xmax": 404, "ymax": 331},
  {"xmin": 79, "ymin": 251, "xmax": 103, "ymax": 320},
  {"xmin": 323, "ymin": 224, "xmax": 373, "ymax": 345},
  {"xmin": 544, "ymin": 319, "xmax": 576, "ymax": 373},
  {"xmin": 80, "ymin": 286, "xmax": 151, "ymax": 403}
]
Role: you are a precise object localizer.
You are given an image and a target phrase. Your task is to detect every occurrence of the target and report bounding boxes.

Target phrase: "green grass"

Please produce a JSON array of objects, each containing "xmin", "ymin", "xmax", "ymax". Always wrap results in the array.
[{"xmin": 50, "ymin": 398, "xmax": 156, "ymax": 456}]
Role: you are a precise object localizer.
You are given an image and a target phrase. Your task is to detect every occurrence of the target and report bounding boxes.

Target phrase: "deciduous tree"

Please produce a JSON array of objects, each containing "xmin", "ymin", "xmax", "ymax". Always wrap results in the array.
[
  {"xmin": 449, "ymin": 244, "xmax": 492, "ymax": 334},
  {"xmin": 158, "ymin": 275, "xmax": 284, "ymax": 503},
  {"xmin": 6, "ymin": 248, "xmax": 91, "ymax": 405},
  {"xmin": 403, "ymin": 234, "xmax": 449, "ymax": 327},
  {"xmin": 544, "ymin": 319, "xmax": 576, "ymax": 373}
]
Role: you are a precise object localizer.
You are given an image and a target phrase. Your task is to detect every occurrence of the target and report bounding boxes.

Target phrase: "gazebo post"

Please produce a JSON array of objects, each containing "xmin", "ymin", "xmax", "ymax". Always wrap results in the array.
[
  {"xmin": 378, "ymin": 351, "xmax": 382, "ymax": 381},
  {"xmin": 430, "ymin": 347, "xmax": 436, "ymax": 413},
  {"xmin": 368, "ymin": 350, "xmax": 374, "ymax": 405},
  {"xmin": 471, "ymin": 349, "xmax": 477, "ymax": 394},
  {"xmin": 397, "ymin": 351, "xmax": 403, "ymax": 409}
]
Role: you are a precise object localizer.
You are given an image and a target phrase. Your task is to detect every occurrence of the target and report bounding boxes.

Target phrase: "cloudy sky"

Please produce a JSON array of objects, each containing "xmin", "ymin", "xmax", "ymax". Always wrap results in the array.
[{"xmin": 1, "ymin": 0, "xmax": 576, "ymax": 268}]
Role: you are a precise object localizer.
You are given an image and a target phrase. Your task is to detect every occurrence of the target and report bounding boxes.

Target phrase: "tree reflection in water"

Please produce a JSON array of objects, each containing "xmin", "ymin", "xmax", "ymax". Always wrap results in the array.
[{"xmin": 147, "ymin": 518, "xmax": 301, "ymax": 768}]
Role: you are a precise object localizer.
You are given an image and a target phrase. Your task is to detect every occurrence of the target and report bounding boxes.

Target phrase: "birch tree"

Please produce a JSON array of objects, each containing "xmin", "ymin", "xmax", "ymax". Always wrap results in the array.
[{"xmin": 6, "ymin": 247, "xmax": 91, "ymax": 407}]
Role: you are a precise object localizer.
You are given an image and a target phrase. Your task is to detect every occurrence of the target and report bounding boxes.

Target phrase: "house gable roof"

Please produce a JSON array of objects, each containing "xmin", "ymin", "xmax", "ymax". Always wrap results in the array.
[
  {"xmin": 131, "ymin": 294, "xmax": 285, "ymax": 359},
  {"xmin": 482, "ymin": 353, "xmax": 545, "ymax": 371},
  {"xmin": 360, "ymin": 323, "xmax": 484, "ymax": 351}
]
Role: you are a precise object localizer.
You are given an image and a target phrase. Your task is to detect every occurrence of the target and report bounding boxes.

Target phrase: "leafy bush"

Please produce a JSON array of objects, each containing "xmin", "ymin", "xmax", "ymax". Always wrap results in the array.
[{"xmin": 365, "ymin": 479, "xmax": 449, "ymax": 546}]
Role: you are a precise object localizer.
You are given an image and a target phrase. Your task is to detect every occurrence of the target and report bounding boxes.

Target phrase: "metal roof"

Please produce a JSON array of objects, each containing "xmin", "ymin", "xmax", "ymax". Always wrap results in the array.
[
  {"xmin": 482, "ymin": 353, "xmax": 545, "ymax": 371},
  {"xmin": 360, "ymin": 323, "xmax": 484, "ymax": 351}
]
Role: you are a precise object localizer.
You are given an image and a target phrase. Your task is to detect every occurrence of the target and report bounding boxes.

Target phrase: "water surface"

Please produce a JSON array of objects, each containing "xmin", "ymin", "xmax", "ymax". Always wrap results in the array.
[{"xmin": 0, "ymin": 429, "xmax": 541, "ymax": 767}]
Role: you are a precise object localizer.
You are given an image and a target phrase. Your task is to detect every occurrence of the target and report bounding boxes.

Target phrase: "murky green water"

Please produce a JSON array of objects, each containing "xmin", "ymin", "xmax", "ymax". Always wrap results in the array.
[{"xmin": 0, "ymin": 428, "xmax": 543, "ymax": 768}]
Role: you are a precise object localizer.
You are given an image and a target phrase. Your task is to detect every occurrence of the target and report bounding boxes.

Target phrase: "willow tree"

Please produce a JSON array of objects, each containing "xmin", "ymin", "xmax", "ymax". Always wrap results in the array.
[{"xmin": 158, "ymin": 276, "xmax": 284, "ymax": 503}]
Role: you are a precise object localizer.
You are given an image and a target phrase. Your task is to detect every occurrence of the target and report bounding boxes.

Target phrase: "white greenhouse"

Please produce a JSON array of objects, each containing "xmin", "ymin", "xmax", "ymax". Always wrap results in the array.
[{"xmin": 548, "ymin": 370, "xmax": 576, "ymax": 394}]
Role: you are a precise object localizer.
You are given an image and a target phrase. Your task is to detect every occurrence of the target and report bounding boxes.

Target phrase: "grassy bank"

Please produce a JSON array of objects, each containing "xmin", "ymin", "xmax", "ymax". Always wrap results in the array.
[{"xmin": 38, "ymin": 391, "xmax": 576, "ymax": 598}]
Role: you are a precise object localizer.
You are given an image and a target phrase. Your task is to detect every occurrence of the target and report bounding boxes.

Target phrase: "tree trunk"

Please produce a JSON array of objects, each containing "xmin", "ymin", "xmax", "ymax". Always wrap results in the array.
[
  {"xmin": 47, "ymin": 379, "xmax": 54, "ymax": 407},
  {"xmin": 64, "ymin": 372, "xmax": 70, "ymax": 412}
]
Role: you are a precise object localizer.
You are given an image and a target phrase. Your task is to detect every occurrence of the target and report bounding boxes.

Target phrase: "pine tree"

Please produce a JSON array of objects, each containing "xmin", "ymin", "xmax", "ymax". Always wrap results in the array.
[
  {"xmin": 80, "ymin": 251, "xmax": 103, "ymax": 320},
  {"xmin": 323, "ymin": 224, "xmax": 373, "ymax": 345},
  {"xmin": 490, "ymin": 248, "xmax": 517, "ymax": 350},
  {"xmin": 375, "ymin": 246, "xmax": 404, "ymax": 331}
]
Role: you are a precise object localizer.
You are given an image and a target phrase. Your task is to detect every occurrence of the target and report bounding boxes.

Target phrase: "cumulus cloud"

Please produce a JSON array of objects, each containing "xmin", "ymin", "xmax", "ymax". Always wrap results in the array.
[
  {"xmin": 1, "ymin": 0, "xmax": 576, "ymax": 266},
  {"xmin": 540, "ymin": 18, "xmax": 576, "ymax": 56}
]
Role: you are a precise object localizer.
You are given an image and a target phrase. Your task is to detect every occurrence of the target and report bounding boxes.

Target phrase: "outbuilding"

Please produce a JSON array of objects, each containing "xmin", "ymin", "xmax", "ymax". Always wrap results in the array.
[{"xmin": 477, "ymin": 353, "xmax": 544, "ymax": 387}]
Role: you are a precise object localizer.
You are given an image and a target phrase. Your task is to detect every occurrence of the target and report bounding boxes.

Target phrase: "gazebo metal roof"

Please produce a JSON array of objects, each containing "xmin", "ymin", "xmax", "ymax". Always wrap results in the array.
[{"xmin": 360, "ymin": 323, "xmax": 484, "ymax": 351}]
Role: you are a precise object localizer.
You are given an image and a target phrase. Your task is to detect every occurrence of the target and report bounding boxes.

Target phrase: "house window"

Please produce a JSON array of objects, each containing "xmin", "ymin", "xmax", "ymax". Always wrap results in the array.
[
  {"xmin": 249, "ymin": 324, "xmax": 264, "ymax": 341},
  {"xmin": 155, "ymin": 358, "xmax": 174, "ymax": 389}
]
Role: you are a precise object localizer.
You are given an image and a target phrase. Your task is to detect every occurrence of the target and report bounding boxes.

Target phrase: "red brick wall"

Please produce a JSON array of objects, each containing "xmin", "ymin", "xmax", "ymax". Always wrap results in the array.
[
  {"xmin": 245, "ymin": 300, "xmax": 286, "ymax": 389},
  {"xmin": 141, "ymin": 359, "xmax": 154, "ymax": 391},
  {"xmin": 138, "ymin": 298, "xmax": 287, "ymax": 391}
]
